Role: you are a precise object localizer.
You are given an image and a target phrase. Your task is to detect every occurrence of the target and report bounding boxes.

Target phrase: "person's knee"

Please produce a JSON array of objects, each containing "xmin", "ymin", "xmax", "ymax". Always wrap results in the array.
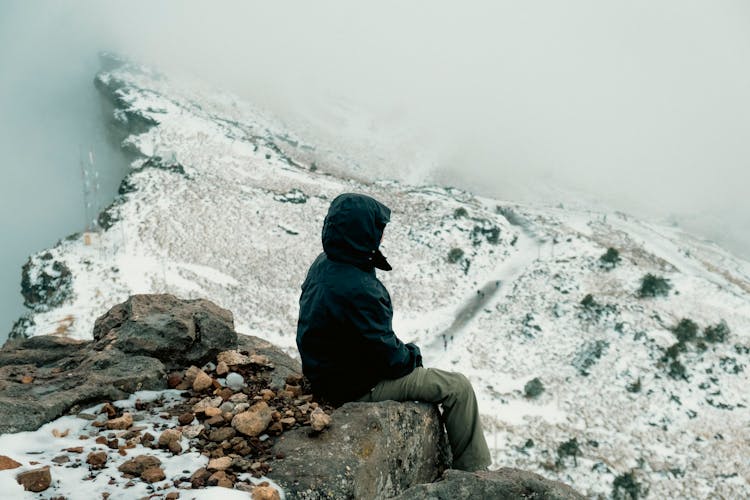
[{"xmin": 447, "ymin": 372, "xmax": 473, "ymax": 397}]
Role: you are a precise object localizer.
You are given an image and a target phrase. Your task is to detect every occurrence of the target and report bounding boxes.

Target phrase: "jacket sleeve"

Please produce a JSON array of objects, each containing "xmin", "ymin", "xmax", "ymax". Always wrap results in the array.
[{"xmin": 347, "ymin": 289, "xmax": 420, "ymax": 380}]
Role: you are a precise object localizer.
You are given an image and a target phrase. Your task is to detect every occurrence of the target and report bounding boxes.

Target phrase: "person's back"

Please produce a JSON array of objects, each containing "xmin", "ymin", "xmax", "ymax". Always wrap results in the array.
[
  {"xmin": 297, "ymin": 193, "xmax": 421, "ymax": 404},
  {"xmin": 297, "ymin": 192, "xmax": 491, "ymax": 471}
]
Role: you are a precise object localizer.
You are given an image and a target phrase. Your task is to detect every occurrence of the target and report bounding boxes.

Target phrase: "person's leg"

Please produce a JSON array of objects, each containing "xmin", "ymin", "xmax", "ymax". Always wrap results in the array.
[{"xmin": 357, "ymin": 367, "xmax": 491, "ymax": 471}]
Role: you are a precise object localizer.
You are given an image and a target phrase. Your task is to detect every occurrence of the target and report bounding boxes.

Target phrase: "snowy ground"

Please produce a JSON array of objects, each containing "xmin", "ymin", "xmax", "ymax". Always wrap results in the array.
[
  {"xmin": 6, "ymin": 58, "xmax": 750, "ymax": 498},
  {"xmin": 0, "ymin": 391, "xmax": 284, "ymax": 500}
]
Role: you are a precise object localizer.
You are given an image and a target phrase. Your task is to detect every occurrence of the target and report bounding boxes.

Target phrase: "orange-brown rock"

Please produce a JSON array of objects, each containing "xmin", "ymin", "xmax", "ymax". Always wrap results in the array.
[
  {"xmin": 231, "ymin": 402, "xmax": 273, "ymax": 437},
  {"xmin": 216, "ymin": 361, "xmax": 229, "ymax": 376},
  {"xmin": 309, "ymin": 407, "xmax": 332, "ymax": 432},
  {"xmin": 208, "ymin": 470, "xmax": 233, "ymax": 488},
  {"xmin": 106, "ymin": 412, "xmax": 133, "ymax": 430},
  {"xmin": 204, "ymin": 407, "xmax": 222, "ymax": 418},
  {"xmin": 252, "ymin": 484, "xmax": 281, "ymax": 500},
  {"xmin": 16, "ymin": 466, "xmax": 51, "ymax": 492},
  {"xmin": 0, "ymin": 455, "xmax": 21, "ymax": 471},
  {"xmin": 178, "ymin": 412, "xmax": 194, "ymax": 425},
  {"xmin": 217, "ymin": 350, "xmax": 250, "ymax": 366},
  {"xmin": 141, "ymin": 466, "xmax": 166, "ymax": 483},
  {"xmin": 207, "ymin": 456, "xmax": 232, "ymax": 471},
  {"xmin": 118, "ymin": 454, "xmax": 161, "ymax": 476},
  {"xmin": 193, "ymin": 370, "xmax": 213, "ymax": 392},
  {"xmin": 86, "ymin": 451, "xmax": 108, "ymax": 469}
]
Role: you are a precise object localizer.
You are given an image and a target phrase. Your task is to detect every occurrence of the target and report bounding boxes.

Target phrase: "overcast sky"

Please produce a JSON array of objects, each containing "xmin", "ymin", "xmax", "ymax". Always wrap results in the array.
[{"xmin": 1, "ymin": 1, "xmax": 749, "ymax": 336}]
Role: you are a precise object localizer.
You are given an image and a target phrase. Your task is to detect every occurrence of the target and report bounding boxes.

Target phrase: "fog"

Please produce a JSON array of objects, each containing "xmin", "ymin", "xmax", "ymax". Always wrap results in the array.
[{"xmin": 2, "ymin": 1, "xmax": 750, "ymax": 338}]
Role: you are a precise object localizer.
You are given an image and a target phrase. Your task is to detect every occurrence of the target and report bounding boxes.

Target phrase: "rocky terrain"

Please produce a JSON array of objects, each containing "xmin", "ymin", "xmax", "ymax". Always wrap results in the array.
[
  {"xmin": 5, "ymin": 53, "xmax": 750, "ymax": 498},
  {"xmin": 0, "ymin": 294, "xmax": 581, "ymax": 499}
]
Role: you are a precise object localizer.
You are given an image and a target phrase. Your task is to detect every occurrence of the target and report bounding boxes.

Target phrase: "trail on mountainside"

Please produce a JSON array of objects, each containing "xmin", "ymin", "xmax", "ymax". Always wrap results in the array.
[{"xmin": 425, "ymin": 209, "xmax": 548, "ymax": 353}]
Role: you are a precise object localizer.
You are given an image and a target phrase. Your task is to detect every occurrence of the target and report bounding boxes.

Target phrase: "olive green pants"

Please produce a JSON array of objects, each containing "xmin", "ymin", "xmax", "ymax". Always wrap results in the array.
[{"xmin": 357, "ymin": 367, "xmax": 492, "ymax": 471}]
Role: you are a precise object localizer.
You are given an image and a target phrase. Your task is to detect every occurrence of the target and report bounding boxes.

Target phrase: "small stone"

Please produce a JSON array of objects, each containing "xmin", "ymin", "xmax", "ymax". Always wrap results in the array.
[
  {"xmin": 178, "ymin": 412, "xmax": 194, "ymax": 426},
  {"xmin": 252, "ymin": 484, "xmax": 281, "ymax": 500},
  {"xmin": 208, "ymin": 427, "xmax": 236, "ymax": 442},
  {"xmin": 166, "ymin": 492, "xmax": 180, "ymax": 499},
  {"xmin": 0, "ymin": 455, "xmax": 22, "ymax": 471},
  {"xmin": 284, "ymin": 384, "xmax": 302, "ymax": 397},
  {"xmin": 229, "ymin": 393, "xmax": 248, "ymax": 403},
  {"xmin": 167, "ymin": 372, "xmax": 183, "ymax": 388},
  {"xmin": 204, "ymin": 407, "xmax": 222, "ymax": 418},
  {"xmin": 285, "ymin": 374, "xmax": 304, "ymax": 385},
  {"xmin": 21, "ymin": 375, "xmax": 33, "ymax": 384},
  {"xmin": 310, "ymin": 408, "xmax": 331, "ymax": 432},
  {"xmin": 217, "ymin": 387, "xmax": 234, "ymax": 400},
  {"xmin": 63, "ymin": 446, "xmax": 84, "ymax": 453},
  {"xmin": 205, "ymin": 415, "xmax": 224, "ymax": 426},
  {"xmin": 297, "ymin": 403, "xmax": 310, "ymax": 414},
  {"xmin": 207, "ymin": 456, "xmax": 232, "ymax": 471},
  {"xmin": 216, "ymin": 361, "xmax": 229, "ymax": 376},
  {"xmin": 193, "ymin": 370, "xmax": 213, "ymax": 392},
  {"xmin": 168, "ymin": 440, "xmax": 182, "ymax": 455},
  {"xmin": 51, "ymin": 427, "xmax": 70, "ymax": 438},
  {"xmin": 141, "ymin": 466, "xmax": 166, "ymax": 483},
  {"xmin": 100, "ymin": 403, "xmax": 117, "ymax": 418},
  {"xmin": 280, "ymin": 417, "xmax": 296, "ymax": 427},
  {"xmin": 182, "ymin": 424, "xmax": 205, "ymax": 439},
  {"xmin": 191, "ymin": 467, "xmax": 211, "ymax": 487},
  {"xmin": 208, "ymin": 470, "xmax": 233, "ymax": 488},
  {"xmin": 158, "ymin": 429, "xmax": 182, "ymax": 447},
  {"xmin": 225, "ymin": 372, "xmax": 245, "ymax": 391},
  {"xmin": 180, "ymin": 365, "xmax": 201, "ymax": 389},
  {"xmin": 106, "ymin": 413, "xmax": 133, "ymax": 430},
  {"xmin": 248, "ymin": 354, "xmax": 272, "ymax": 367},
  {"xmin": 267, "ymin": 422, "xmax": 283, "ymax": 434},
  {"xmin": 193, "ymin": 396, "xmax": 223, "ymax": 412},
  {"xmin": 203, "ymin": 361, "xmax": 217, "ymax": 373},
  {"xmin": 118, "ymin": 455, "xmax": 161, "ymax": 476},
  {"xmin": 260, "ymin": 389, "xmax": 275, "ymax": 401},
  {"xmin": 219, "ymin": 402, "xmax": 235, "ymax": 413},
  {"xmin": 233, "ymin": 403, "xmax": 250, "ymax": 413},
  {"xmin": 51, "ymin": 455, "xmax": 70, "ymax": 464},
  {"xmin": 86, "ymin": 451, "xmax": 108, "ymax": 469},
  {"xmin": 231, "ymin": 402, "xmax": 273, "ymax": 437},
  {"xmin": 16, "ymin": 466, "xmax": 51, "ymax": 492},
  {"xmin": 217, "ymin": 350, "xmax": 250, "ymax": 366}
]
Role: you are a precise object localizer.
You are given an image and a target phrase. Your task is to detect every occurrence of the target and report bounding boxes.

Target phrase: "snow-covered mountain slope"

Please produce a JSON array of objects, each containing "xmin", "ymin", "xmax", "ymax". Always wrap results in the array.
[{"xmin": 10, "ymin": 56, "xmax": 750, "ymax": 498}]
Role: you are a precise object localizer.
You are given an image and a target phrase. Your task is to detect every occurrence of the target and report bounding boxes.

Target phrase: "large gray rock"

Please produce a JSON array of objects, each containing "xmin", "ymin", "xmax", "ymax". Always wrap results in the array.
[
  {"xmin": 0, "ymin": 294, "xmax": 238, "ymax": 434},
  {"xmin": 391, "ymin": 468, "xmax": 585, "ymax": 500},
  {"xmin": 93, "ymin": 294, "xmax": 237, "ymax": 370},
  {"xmin": 268, "ymin": 401, "xmax": 451, "ymax": 499}
]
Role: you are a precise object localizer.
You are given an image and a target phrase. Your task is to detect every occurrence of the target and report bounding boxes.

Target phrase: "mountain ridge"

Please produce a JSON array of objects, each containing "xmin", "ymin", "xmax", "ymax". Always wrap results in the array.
[{"xmin": 7, "ymin": 54, "xmax": 750, "ymax": 498}]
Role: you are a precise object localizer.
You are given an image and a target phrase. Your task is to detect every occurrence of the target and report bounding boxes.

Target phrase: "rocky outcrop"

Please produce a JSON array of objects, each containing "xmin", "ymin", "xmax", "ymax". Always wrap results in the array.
[
  {"xmin": 92, "ymin": 294, "xmax": 236, "ymax": 370},
  {"xmin": 391, "ymin": 468, "xmax": 586, "ymax": 500},
  {"xmin": 0, "ymin": 294, "xmax": 238, "ymax": 433},
  {"xmin": 0, "ymin": 294, "xmax": 584, "ymax": 498},
  {"xmin": 268, "ymin": 401, "xmax": 451, "ymax": 499}
]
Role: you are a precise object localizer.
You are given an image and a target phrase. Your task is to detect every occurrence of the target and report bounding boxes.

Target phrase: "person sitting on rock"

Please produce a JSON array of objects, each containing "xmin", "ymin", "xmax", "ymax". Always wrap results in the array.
[{"xmin": 296, "ymin": 192, "xmax": 492, "ymax": 472}]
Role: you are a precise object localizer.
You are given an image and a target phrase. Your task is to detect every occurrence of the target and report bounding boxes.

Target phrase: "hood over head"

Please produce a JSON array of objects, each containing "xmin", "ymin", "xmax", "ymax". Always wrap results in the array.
[{"xmin": 322, "ymin": 193, "xmax": 392, "ymax": 271}]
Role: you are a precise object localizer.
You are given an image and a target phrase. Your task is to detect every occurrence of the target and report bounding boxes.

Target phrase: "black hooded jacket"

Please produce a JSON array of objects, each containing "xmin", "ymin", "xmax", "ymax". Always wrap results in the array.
[{"xmin": 296, "ymin": 193, "xmax": 422, "ymax": 405}]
